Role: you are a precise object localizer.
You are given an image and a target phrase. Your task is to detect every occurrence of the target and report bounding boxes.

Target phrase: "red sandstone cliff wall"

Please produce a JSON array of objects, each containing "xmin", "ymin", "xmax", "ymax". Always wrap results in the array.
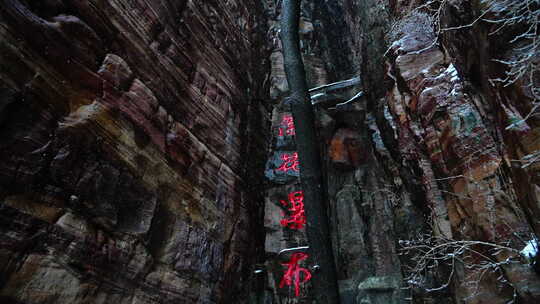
[
  {"xmin": 0, "ymin": 1, "xmax": 270, "ymax": 303},
  {"xmin": 263, "ymin": 0, "xmax": 540, "ymax": 303},
  {"xmin": 1, "ymin": 0, "xmax": 539, "ymax": 304}
]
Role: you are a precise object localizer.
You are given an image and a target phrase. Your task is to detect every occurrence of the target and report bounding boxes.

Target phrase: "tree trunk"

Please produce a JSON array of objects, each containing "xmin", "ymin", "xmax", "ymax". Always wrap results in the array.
[{"xmin": 280, "ymin": 0, "xmax": 341, "ymax": 303}]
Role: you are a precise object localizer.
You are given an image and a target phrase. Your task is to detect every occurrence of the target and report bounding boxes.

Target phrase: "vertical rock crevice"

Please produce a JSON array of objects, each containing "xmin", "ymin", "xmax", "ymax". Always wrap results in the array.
[
  {"xmin": 1, "ymin": 0, "xmax": 540, "ymax": 303},
  {"xmin": 264, "ymin": 0, "xmax": 540, "ymax": 303}
]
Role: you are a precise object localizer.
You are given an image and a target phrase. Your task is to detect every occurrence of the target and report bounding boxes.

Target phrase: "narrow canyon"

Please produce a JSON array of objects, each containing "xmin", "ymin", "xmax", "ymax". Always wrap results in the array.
[{"xmin": 0, "ymin": 0, "xmax": 539, "ymax": 303}]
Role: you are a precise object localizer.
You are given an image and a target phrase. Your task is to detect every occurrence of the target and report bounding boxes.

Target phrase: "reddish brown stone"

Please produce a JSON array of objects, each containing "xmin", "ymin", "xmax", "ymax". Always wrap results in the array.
[{"xmin": 329, "ymin": 128, "xmax": 364, "ymax": 169}]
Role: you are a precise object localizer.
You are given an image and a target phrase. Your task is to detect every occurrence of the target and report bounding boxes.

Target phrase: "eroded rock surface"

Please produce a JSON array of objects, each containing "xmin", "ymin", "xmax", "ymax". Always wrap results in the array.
[
  {"xmin": 0, "ymin": 1, "xmax": 270, "ymax": 303},
  {"xmin": 263, "ymin": 0, "xmax": 540, "ymax": 303},
  {"xmin": 2, "ymin": 0, "xmax": 539, "ymax": 303}
]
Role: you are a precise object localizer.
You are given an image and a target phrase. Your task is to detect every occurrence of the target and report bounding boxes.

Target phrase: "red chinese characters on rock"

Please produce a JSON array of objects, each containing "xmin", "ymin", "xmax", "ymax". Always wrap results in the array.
[
  {"xmin": 280, "ymin": 191, "xmax": 306, "ymax": 229},
  {"xmin": 279, "ymin": 252, "xmax": 312, "ymax": 297},
  {"xmin": 276, "ymin": 152, "xmax": 299, "ymax": 172},
  {"xmin": 278, "ymin": 114, "xmax": 295, "ymax": 137}
]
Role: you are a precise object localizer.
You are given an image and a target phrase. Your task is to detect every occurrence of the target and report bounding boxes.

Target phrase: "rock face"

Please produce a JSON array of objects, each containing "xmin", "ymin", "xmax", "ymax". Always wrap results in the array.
[
  {"xmin": 0, "ymin": 1, "xmax": 270, "ymax": 303},
  {"xmin": 1, "ymin": 0, "xmax": 539, "ymax": 304},
  {"xmin": 263, "ymin": 0, "xmax": 540, "ymax": 303}
]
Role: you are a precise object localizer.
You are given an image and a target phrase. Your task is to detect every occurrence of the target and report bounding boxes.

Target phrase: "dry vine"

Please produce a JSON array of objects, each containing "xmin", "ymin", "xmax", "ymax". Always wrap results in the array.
[
  {"xmin": 398, "ymin": 233, "xmax": 531, "ymax": 303},
  {"xmin": 387, "ymin": 1, "xmax": 540, "ymax": 302},
  {"xmin": 486, "ymin": 0, "xmax": 540, "ymax": 131},
  {"xmin": 389, "ymin": 0, "xmax": 538, "ymax": 104}
]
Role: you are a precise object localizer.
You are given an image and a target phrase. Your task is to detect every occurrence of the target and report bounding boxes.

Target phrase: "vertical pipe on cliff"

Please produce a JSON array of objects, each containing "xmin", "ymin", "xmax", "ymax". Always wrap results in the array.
[{"xmin": 279, "ymin": 0, "xmax": 340, "ymax": 303}]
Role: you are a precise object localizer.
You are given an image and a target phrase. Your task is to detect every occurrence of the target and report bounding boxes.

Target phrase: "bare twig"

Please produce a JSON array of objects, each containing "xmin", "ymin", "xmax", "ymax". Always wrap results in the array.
[{"xmin": 400, "ymin": 234, "xmax": 523, "ymax": 302}]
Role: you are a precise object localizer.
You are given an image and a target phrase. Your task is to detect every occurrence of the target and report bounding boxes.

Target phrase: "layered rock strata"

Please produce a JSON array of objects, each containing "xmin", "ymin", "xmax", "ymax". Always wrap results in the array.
[
  {"xmin": 264, "ymin": 0, "xmax": 540, "ymax": 303},
  {"xmin": 0, "ymin": 1, "xmax": 270, "ymax": 303},
  {"xmin": 1, "ymin": 0, "xmax": 539, "ymax": 303}
]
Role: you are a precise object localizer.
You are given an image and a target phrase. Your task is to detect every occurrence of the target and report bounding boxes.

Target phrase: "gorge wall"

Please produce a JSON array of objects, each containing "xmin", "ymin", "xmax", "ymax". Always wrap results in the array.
[
  {"xmin": 263, "ymin": 0, "xmax": 540, "ymax": 303},
  {"xmin": 1, "ymin": 0, "xmax": 539, "ymax": 304},
  {"xmin": 0, "ymin": 0, "xmax": 270, "ymax": 303}
]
